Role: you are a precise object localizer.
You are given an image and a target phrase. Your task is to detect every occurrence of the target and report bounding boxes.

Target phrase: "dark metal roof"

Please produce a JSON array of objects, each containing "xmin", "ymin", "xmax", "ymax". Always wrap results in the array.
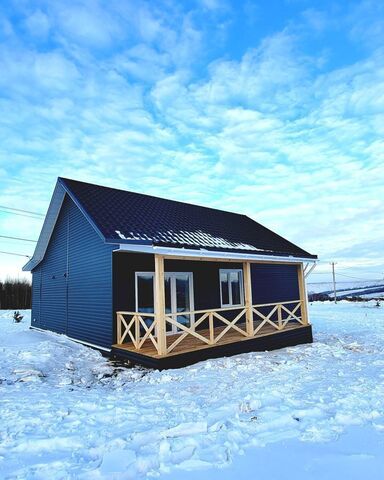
[{"xmin": 58, "ymin": 177, "xmax": 317, "ymax": 259}]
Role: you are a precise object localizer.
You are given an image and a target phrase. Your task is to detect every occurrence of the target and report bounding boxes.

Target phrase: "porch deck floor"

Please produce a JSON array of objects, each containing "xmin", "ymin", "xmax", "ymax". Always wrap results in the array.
[{"xmin": 112, "ymin": 321, "xmax": 306, "ymax": 359}]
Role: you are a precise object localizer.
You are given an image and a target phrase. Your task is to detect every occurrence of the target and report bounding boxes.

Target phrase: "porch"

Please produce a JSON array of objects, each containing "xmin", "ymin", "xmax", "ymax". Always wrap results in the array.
[
  {"xmin": 112, "ymin": 254, "xmax": 313, "ymax": 368},
  {"xmin": 113, "ymin": 299, "xmax": 309, "ymax": 356}
]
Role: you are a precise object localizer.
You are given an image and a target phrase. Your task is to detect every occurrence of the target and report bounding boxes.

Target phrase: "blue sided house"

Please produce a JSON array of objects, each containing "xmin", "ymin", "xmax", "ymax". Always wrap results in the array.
[{"xmin": 24, "ymin": 178, "xmax": 318, "ymax": 369}]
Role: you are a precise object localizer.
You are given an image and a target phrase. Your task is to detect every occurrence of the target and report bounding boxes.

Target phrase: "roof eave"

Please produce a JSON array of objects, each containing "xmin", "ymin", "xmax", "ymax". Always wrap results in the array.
[
  {"xmin": 116, "ymin": 243, "xmax": 318, "ymax": 263},
  {"xmin": 23, "ymin": 178, "xmax": 109, "ymax": 272},
  {"xmin": 22, "ymin": 182, "xmax": 66, "ymax": 271}
]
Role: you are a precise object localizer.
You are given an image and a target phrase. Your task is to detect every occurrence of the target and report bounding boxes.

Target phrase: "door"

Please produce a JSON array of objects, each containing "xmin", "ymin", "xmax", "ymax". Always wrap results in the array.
[
  {"xmin": 135, "ymin": 272, "xmax": 194, "ymax": 336},
  {"xmin": 165, "ymin": 273, "xmax": 194, "ymax": 334}
]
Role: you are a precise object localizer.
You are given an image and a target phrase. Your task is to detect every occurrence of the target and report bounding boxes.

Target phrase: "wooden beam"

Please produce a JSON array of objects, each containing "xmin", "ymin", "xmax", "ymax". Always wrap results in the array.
[
  {"xmin": 297, "ymin": 263, "xmax": 309, "ymax": 325},
  {"xmin": 243, "ymin": 262, "xmax": 253, "ymax": 336},
  {"xmin": 163, "ymin": 254, "xmax": 302, "ymax": 265},
  {"xmin": 154, "ymin": 254, "xmax": 167, "ymax": 355}
]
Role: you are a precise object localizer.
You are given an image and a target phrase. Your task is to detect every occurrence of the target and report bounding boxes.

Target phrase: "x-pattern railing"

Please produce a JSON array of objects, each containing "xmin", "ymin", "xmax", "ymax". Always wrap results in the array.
[
  {"xmin": 116, "ymin": 312, "xmax": 158, "ymax": 351},
  {"xmin": 117, "ymin": 300, "xmax": 305, "ymax": 355}
]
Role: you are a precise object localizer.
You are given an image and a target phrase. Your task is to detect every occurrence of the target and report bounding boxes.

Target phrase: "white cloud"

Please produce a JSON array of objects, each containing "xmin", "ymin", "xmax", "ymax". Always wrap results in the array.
[
  {"xmin": 1, "ymin": 0, "xmax": 384, "ymax": 280},
  {"xmin": 301, "ymin": 8, "xmax": 328, "ymax": 33},
  {"xmin": 0, "ymin": 47, "xmax": 80, "ymax": 96},
  {"xmin": 198, "ymin": 0, "xmax": 221, "ymax": 10},
  {"xmin": 34, "ymin": 52, "xmax": 80, "ymax": 89},
  {"xmin": 145, "ymin": 26, "xmax": 384, "ymax": 266},
  {"xmin": 53, "ymin": 2, "xmax": 123, "ymax": 48},
  {"xmin": 347, "ymin": 0, "xmax": 384, "ymax": 48},
  {"xmin": 25, "ymin": 10, "xmax": 50, "ymax": 38},
  {"xmin": 0, "ymin": 12, "xmax": 14, "ymax": 37}
]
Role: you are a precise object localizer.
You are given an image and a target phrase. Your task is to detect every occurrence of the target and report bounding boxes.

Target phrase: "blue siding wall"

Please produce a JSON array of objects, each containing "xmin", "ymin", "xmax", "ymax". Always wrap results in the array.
[
  {"xmin": 32, "ymin": 194, "xmax": 115, "ymax": 348},
  {"xmin": 251, "ymin": 263, "xmax": 300, "ymax": 304},
  {"xmin": 66, "ymin": 196, "xmax": 115, "ymax": 347},
  {"xmin": 31, "ymin": 267, "xmax": 41, "ymax": 328},
  {"xmin": 40, "ymin": 199, "xmax": 69, "ymax": 333}
]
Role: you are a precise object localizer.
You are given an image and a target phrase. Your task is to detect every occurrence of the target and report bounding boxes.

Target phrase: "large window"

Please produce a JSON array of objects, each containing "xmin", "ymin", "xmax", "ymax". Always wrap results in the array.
[{"xmin": 219, "ymin": 269, "xmax": 244, "ymax": 307}]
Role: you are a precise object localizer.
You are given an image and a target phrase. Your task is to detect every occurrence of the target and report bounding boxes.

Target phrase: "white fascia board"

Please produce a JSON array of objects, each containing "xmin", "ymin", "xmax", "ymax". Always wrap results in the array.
[
  {"xmin": 23, "ymin": 182, "xmax": 66, "ymax": 271},
  {"xmin": 116, "ymin": 243, "xmax": 317, "ymax": 264}
]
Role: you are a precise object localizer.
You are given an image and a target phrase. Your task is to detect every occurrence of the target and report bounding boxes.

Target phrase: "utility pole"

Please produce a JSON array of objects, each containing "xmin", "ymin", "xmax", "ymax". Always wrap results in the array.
[{"xmin": 331, "ymin": 262, "xmax": 337, "ymax": 304}]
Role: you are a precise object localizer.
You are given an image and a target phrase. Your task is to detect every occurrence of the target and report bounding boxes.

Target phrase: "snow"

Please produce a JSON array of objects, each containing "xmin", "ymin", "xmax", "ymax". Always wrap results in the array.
[
  {"xmin": 115, "ymin": 228, "xmax": 274, "ymax": 252},
  {"xmin": 307, "ymin": 280, "xmax": 384, "ymax": 295},
  {"xmin": 360, "ymin": 292, "xmax": 384, "ymax": 300},
  {"xmin": 1, "ymin": 302, "xmax": 384, "ymax": 478}
]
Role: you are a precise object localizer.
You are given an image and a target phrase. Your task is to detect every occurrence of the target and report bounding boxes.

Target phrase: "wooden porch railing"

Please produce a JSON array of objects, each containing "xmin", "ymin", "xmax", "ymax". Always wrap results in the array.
[{"xmin": 116, "ymin": 299, "xmax": 307, "ymax": 356}]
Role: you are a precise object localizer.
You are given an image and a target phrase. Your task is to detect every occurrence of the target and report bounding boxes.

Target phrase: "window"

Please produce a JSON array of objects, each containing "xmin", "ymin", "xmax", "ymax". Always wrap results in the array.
[
  {"xmin": 135, "ymin": 273, "xmax": 154, "ymax": 314},
  {"xmin": 219, "ymin": 269, "xmax": 244, "ymax": 307},
  {"xmin": 135, "ymin": 273, "xmax": 155, "ymax": 330}
]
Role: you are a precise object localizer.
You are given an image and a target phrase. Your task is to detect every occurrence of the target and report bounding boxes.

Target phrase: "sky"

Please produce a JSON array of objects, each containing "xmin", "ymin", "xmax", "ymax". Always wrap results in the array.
[{"xmin": 0, "ymin": 0, "xmax": 383, "ymax": 284}]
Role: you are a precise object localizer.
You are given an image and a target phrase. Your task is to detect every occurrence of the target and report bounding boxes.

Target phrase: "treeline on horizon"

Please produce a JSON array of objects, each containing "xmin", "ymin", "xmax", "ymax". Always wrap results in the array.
[{"xmin": 0, "ymin": 278, "xmax": 31, "ymax": 309}]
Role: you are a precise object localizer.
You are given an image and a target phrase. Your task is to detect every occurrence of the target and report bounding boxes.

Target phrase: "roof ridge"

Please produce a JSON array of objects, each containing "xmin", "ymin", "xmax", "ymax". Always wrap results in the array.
[{"xmin": 58, "ymin": 177, "xmax": 248, "ymax": 218}]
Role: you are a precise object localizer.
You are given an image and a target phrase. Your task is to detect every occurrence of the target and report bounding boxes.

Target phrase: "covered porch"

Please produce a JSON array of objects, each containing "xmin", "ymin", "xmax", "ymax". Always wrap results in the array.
[{"xmin": 112, "ymin": 252, "xmax": 315, "ymax": 368}]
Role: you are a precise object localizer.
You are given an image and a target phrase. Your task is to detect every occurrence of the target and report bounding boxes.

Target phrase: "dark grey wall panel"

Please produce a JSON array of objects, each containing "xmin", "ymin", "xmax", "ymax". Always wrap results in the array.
[
  {"xmin": 113, "ymin": 254, "xmax": 243, "ymax": 314},
  {"xmin": 113, "ymin": 255, "xmax": 242, "ymax": 335},
  {"xmin": 251, "ymin": 263, "xmax": 300, "ymax": 303},
  {"xmin": 114, "ymin": 256, "xmax": 300, "ymax": 316}
]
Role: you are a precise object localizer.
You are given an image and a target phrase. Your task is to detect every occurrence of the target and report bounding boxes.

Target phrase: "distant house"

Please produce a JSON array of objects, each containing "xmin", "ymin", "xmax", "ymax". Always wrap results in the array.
[{"xmin": 24, "ymin": 178, "xmax": 317, "ymax": 368}]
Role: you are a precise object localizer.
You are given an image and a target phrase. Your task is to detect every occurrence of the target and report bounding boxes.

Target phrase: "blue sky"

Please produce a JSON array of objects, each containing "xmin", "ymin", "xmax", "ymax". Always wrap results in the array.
[{"xmin": 0, "ymin": 0, "xmax": 383, "ymax": 284}]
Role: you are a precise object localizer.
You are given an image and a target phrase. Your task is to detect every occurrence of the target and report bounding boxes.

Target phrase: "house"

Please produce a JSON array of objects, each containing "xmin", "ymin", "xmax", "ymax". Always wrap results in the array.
[{"xmin": 24, "ymin": 178, "xmax": 317, "ymax": 369}]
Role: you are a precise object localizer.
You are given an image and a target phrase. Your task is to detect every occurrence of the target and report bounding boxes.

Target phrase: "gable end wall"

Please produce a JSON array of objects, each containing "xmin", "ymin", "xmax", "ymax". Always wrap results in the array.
[{"xmin": 31, "ymin": 194, "xmax": 115, "ymax": 348}]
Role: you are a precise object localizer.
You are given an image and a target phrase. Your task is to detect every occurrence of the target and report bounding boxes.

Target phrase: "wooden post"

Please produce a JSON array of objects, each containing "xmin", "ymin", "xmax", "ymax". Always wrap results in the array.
[
  {"xmin": 209, "ymin": 312, "xmax": 214, "ymax": 344},
  {"xmin": 297, "ymin": 263, "xmax": 309, "ymax": 325},
  {"xmin": 135, "ymin": 315, "xmax": 140, "ymax": 348},
  {"xmin": 243, "ymin": 262, "xmax": 253, "ymax": 336},
  {"xmin": 277, "ymin": 304, "xmax": 282, "ymax": 330},
  {"xmin": 154, "ymin": 254, "xmax": 167, "ymax": 355},
  {"xmin": 117, "ymin": 314, "xmax": 122, "ymax": 344}
]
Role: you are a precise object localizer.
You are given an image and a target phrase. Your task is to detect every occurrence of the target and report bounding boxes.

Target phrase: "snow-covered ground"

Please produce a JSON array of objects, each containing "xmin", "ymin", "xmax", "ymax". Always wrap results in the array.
[
  {"xmin": 307, "ymin": 280, "xmax": 383, "ymax": 294},
  {"xmin": 1, "ymin": 302, "xmax": 384, "ymax": 479},
  {"xmin": 307, "ymin": 280, "xmax": 384, "ymax": 297}
]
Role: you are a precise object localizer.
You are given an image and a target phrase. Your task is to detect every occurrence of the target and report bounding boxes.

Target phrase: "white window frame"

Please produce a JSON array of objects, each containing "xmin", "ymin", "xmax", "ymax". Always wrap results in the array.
[
  {"xmin": 135, "ymin": 271, "xmax": 195, "ymax": 335},
  {"xmin": 219, "ymin": 269, "xmax": 244, "ymax": 307}
]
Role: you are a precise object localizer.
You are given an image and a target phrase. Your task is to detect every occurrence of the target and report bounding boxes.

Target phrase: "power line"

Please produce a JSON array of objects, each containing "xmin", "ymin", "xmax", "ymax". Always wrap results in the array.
[
  {"xmin": 0, "ymin": 234, "xmax": 37, "ymax": 243},
  {"xmin": 308, "ymin": 280, "xmax": 383, "ymax": 285},
  {"xmin": 0, "ymin": 250, "xmax": 31, "ymax": 258},
  {"xmin": 309, "ymin": 270, "xmax": 383, "ymax": 276},
  {"xmin": 0, "ymin": 205, "xmax": 44, "ymax": 217},
  {"xmin": 311, "ymin": 273, "xmax": 383, "ymax": 282},
  {"xmin": 0, "ymin": 209, "xmax": 44, "ymax": 220},
  {"xmin": 336, "ymin": 272, "xmax": 383, "ymax": 281},
  {"xmin": 336, "ymin": 264, "xmax": 380, "ymax": 270}
]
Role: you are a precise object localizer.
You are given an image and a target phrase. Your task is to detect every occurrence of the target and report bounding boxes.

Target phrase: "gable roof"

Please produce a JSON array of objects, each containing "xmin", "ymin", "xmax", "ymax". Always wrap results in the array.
[{"xmin": 24, "ymin": 177, "xmax": 316, "ymax": 271}]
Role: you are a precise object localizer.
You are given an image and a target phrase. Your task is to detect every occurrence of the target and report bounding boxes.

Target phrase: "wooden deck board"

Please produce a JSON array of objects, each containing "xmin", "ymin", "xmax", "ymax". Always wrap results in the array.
[{"xmin": 112, "ymin": 320, "xmax": 305, "ymax": 359}]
